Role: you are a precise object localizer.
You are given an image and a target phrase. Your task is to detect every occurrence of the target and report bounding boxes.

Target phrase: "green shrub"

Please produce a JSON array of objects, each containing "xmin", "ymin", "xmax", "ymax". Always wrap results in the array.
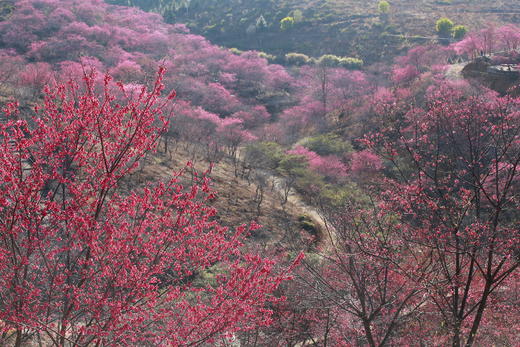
[
  {"xmin": 285, "ymin": 52, "xmax": 311, "ymax": 66},
  {"xmin": 244, "ymin": 142, "xmax": 284, "ymax": 170},
  {"xmin": 317, "ymin": 55, "xmax": 363, "ymax": 69},
  {"xmin": 302, "ymin": 133, "xmax": 352, "ymax": 156},
  {"xmin": 277, "ymin": 154, "xmax": 309, "ymax": 179},
  {"xmin": 280, "ymin": 16, "xmax": 295, "ymax": 31},
  {"xmin": 452, "ymin": 25, "xmax": 467, "ymax": 40},
  {"xmin": 319, "ymin": 182, "xmax": 368, "ymax": 208},
  {"xmin": 258, "ymin": 51, "xmax": 277, "ymax": 62},
  {"xmin": 338, "ymin": 57, "xmax": 364, "ymax": 70},
  {"xmin": 294, "ymin": 170, "xmax": 325, "ymax": 197},
  {"xmin": 317, "ymin": 54, "xmax": 342, "ymax": 67},
  {"xmin": 378, "ymin": 0, "xmax": 390, "ymax": 14},
  {"xmin": 308, "ymin": 57, "xmax": 318, "ymax": 65},
  {"xmin": 229, "ymin": 47, "xmax": 243, "ymax": 55},
  {"xmin": 436, "ymin": 17, "xmax": 454, "ymax": 38}
]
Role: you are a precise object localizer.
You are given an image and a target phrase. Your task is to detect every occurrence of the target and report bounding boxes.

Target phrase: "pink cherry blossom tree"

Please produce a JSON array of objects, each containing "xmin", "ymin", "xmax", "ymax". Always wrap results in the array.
[{"xmin": 0, "ymin": 69, "xmax": 295, "ymax": 346}]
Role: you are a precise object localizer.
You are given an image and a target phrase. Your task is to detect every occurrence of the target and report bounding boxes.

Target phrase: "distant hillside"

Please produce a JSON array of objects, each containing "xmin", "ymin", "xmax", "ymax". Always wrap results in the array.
[
  {"xmin": 0, "ymin": 0, "xmax": 14, "ymax": 20},
  {"xmin": 107, "ymin": 0, "xmax": 520, "ymax": 64}
]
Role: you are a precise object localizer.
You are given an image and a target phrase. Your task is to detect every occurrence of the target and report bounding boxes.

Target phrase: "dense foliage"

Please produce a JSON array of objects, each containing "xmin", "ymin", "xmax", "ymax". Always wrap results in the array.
[
  {"xmin": 0, "ymin": 0, "xmax": 519, "ymax": 345},
  {"xmin": 0, "ymin": 67, "xmax": 303, "ymax": 346}
]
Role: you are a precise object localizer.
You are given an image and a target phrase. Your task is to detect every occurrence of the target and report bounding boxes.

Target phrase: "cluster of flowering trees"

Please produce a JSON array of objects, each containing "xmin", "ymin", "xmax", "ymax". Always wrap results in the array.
[
  {"xmin": 0, "ymin": 0, "xmax": 294, "ymax": 145},
  {"xmin": 166, "ymin": 100, "xmax": 257, "ymax": 164},
  {"xmin": 453, "ymin": 24, "xmax": 520, "ymax": 58},
  {"xmin": 288, "ymin": 146, "xmax": 349, "ymax": 180},
  {"xmin": 274, "ymin": 66, "xmax": 370, "ymax": 142},
  {"xmin": 363, "ymin": 83, "xmax": 519, "ymax": 345},
  {"xmin": 389, "ymin": 43, "xmax": 457, "ymax": 86},
  {"xmin": 235, "ymin": 33, "xmax": 519, "ymax": 345},
  {"xmin": 0, "ymin": 1, "xmax": 518, "ymax": 344},
  {"xmin": 271, "ymin": 81, "xmax": 520, "ymax": 346},
  {"xmin": 0, "ymin": 69, "xmax": 301, "ymax": 346}
]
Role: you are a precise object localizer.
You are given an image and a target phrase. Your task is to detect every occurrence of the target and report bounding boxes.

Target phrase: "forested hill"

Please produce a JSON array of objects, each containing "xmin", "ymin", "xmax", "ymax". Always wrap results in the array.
[
  {"xmin": 0, "ymin": 0, "xmax": 519, "ymax": 345},
  {"xmin": 107, "ymin": 0, "xmax": 520, "ymax": 64}
]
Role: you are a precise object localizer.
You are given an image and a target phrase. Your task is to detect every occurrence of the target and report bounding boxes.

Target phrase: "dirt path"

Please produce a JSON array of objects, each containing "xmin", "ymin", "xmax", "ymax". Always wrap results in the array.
[
  {"xmin": 446, "ymin": 62, "xmax": 466, "ymax": 80},
  {"xmin": 234, "ymin": 146, "xmax": 336, "ymax": 248},
  {"xmin": 269, "ymin": 175, "xmax": 326, "ymax": 230},
  {"xmin": 235, "ymin": 147, "xmax": 328, "ymax": 228}
]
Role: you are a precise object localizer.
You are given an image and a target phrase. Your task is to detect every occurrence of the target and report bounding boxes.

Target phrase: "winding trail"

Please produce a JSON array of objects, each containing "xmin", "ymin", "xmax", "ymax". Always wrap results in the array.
[{"xmin": 235, "ymin": 146, "xmax": 333, "ymax": 248}]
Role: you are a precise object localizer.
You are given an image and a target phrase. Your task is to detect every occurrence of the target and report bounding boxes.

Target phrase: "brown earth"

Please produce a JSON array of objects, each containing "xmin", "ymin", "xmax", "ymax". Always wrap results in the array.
[{"xmin": 129, "ymin": 141, "xmax": 324, "ymax": 250}]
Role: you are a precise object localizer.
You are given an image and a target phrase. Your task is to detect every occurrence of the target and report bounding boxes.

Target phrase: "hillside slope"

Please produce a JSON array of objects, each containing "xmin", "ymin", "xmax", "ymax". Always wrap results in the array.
[
  {"xmin": 108, "ymin": 0, "xmax": 520, "ymax": 63},
  {"xmin": 130, "ymin": 143, "xmax": 324, "ymax": 250}
]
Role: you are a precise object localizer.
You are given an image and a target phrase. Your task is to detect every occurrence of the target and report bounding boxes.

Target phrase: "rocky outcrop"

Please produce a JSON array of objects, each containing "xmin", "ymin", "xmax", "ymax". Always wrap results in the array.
[{"xmin": 462, "ymin": 56, "xmax": 520, "ymax": 95}]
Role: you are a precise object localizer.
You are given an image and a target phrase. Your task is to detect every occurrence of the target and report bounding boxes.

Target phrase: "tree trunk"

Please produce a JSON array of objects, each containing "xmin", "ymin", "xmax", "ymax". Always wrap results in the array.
[
  {"xmin": 14, "ymin": 329, "xmax": 22, "ymax": 347},
  {"xmin": 464, "ymin": 280, "xmax": 492, "ymax": 347}
]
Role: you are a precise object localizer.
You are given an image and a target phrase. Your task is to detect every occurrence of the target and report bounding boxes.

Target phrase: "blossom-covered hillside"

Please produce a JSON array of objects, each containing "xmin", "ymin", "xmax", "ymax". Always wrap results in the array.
[
  {"xmin": 0, "ymin": 0, "xmax": 519, "ymax": 346},
  {"xmin": 0, "ymin": 0, "xmax": 297, "ymax": 148}
]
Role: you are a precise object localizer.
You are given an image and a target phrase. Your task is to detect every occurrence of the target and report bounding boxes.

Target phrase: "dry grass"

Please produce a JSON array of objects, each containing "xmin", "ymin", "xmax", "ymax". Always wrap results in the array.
[{"xmin": 129, "ymin": 141, "xmax": 322, "ymax": 249}]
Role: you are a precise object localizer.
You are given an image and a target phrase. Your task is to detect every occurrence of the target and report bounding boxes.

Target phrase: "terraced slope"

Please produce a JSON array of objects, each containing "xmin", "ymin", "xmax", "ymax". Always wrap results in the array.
[{"xmin": 108, "ymin": 0, "xmax": 520, "ymax": 63}]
